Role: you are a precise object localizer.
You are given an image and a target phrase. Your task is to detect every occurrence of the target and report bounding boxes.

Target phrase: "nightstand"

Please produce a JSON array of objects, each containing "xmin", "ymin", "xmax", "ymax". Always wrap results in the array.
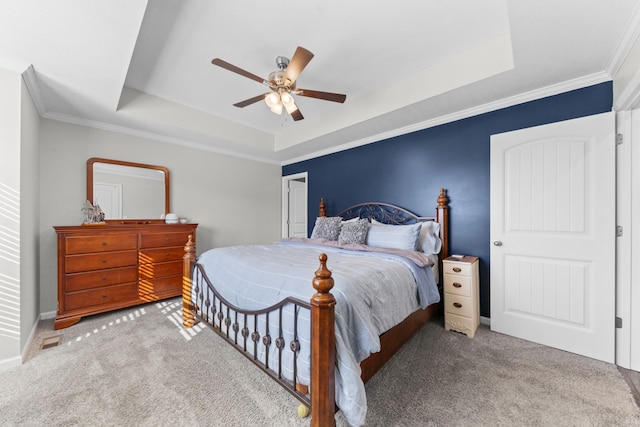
[{"xmin": 443, "ymin": 255, "xmax": 479, "ymax": 338}]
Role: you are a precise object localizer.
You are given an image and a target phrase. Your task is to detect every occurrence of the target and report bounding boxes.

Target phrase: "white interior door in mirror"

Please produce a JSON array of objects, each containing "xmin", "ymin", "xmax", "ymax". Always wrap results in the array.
[{"xmin": 94, "ymin": 182, "xmax": 122, "ymax": 219}]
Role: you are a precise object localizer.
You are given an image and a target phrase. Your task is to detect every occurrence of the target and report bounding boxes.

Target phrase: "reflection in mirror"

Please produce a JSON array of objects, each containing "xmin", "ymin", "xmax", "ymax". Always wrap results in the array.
[{"xmin": 87, "ymin": 158, "xmax": 170, "ymax": 220}]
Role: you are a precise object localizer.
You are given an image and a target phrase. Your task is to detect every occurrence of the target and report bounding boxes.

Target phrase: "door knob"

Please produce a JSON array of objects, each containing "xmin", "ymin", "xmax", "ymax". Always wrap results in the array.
[{"xmin": 493, "ymin": 241, "xmax": 502, "ymax": 246}]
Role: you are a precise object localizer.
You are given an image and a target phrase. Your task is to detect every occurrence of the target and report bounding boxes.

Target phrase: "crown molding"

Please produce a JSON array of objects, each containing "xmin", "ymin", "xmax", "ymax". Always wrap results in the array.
[
  {"xmin": 281, "ymin": 73, "xmax": 611, "ymax": 165},
  {"xmin": 21, "ymin": 65, "xmax": 47, "ymax": 116},
  {"xmin": 607, "ymin": 2, "xmax": 640, "ymax": 78},
  {"xmin": 42, "ymin": 111, "xmax": 282, "ymax": 165}
]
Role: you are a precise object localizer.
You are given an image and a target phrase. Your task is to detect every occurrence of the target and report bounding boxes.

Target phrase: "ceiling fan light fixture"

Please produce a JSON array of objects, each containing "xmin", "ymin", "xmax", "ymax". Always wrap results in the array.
[
  {"xmin": 270, "ymin": 102, "xmax": 283, "ymax": 115},
  {"xmin": 284, "ymin": 100, "xmax": 298, "ymax": 114},
  {"xmin": 212, "ymin": 46, "xmax": 346, "ymax": 121},
  {"xmin": 280, "ymin": 91, "xmax": 293, "ymax": 106},
  {"xmin": 265, "ymin": 92, "xmax": 283, "ymax": 114}
]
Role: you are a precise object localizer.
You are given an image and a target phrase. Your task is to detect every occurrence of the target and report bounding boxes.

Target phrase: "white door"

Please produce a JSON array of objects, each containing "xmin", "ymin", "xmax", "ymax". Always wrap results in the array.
[
  {"xmin": 94, "ymin": 182, "xmax": 122, "ymax": 219},
  {"xmin": 288, "ymin": 179, "xmax": 307, "ymax": 237},
  {"xmin": 281, "ymin": 173, "xmax": 308, "ymax": 238},
  {"xmin": 490, "ymin": 112, "xmax": 615, "ymax": 363}
]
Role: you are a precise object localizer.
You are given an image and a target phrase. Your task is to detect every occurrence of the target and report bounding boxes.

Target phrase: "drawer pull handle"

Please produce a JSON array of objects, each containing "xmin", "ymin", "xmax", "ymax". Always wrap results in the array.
[
  {"xmin": 101, "ymin": 276, "xmax": 107, "ymax": 281},
  {"xmin": 101, "ymin": 259, "xmax": 107, "ymax": 264},
  {"xmin": 453, "ymin": 282, "xmax": 462, "ymax": 288},
  {"xmin": 453, "ymin": 267, "xmax": 462, "ymax": 273},
  {"xmin": 453, "ymin": 302, "xmax": 462, "ymax": 308},
  {"xmin": 102, "ymin": 294, "xmax": 107, "ymax": 298},
  {"xmin": 102, "ymin": 242, "xmax": 107, "ymax": 246},
  {"xmin": 165, "ymin": 252, "xmax": 170, "ymax": 256}
]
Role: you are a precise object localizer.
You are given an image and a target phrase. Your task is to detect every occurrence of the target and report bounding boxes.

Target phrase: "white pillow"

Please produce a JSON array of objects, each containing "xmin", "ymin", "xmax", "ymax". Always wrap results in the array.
[
  {"xmin": 418, "ymin": 221, "xmax": 442, "ymax": 254},
  {"xmin": 366, "ymin": 223, "xmax": 421, "ymax": 251},
  {"xmin": 370, "ymin": 219, "xmax": 441, "ymax": 254}
]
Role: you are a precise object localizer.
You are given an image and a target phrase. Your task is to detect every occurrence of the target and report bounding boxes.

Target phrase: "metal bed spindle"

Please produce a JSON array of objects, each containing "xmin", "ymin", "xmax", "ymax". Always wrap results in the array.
[{"xmin": 189, "ymin": 263, "xmax": 312, "ymax": 408}]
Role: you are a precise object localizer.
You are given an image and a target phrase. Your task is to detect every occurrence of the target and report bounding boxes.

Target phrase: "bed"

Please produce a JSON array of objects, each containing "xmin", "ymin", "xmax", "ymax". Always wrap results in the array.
[{"xmin": 181, "ymin": 188, "xmax": 450, "ymax": 426}]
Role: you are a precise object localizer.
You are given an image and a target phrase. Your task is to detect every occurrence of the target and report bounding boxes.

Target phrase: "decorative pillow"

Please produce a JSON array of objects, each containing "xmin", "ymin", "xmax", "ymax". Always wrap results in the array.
[
  {"xmin": 310, "ymin": 216, "xmax": 342, "ymax": 240},
  {"xmin": 366, "ymin": 222, "xmax": 422, "ymax": 251},
  {"xmin": 418, "ymin": 221, "xmax": 442, "ymax": 254},
  {"xmin": 338, "ymin": 218, "xmax": 369, "ymax": 244},
  {"xmin": 341, "ymin": 217, "xmax": 361, "ymax": 224}
]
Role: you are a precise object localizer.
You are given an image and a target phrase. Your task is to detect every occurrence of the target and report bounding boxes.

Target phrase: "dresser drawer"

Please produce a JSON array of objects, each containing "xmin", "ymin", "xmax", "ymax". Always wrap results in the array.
[
  {"xmin": 139, "ymin": 260, "xmax": 183, "ymax": 280},
  {"xmin": 64, "ymin": 283, "xmax": 138, "ymax": 311},
  {"xmin": 65, "ymin": 266, "xmax": 138, "ymax": 292},
  {"xmin": 140, "ymin": 232, "xmax": 191, "ymax": 249},
  {"xmin": 65, "ymin": 234, "xmax": 137, "ymax": 255},
  {"xmin": 139, "ymin": 275, "xmax": 182, "ymax": 297},
  {"xmin": 442, "ymin": 262, "xmax": 473, "ymax": 276},
  {"xmin": 443, "ymin": 274, "xmax": 472, "ymax": 297},
  {"xmin": 65, "ymin": 250, "xmax": 138, "ymax": 273},
  {"xmin": 444, "ymin": 294, "xmax": 474, "ymax": 318},
  {"xmin": 140, "ymin": 246, "xmax": 185, "ymax": 263}
]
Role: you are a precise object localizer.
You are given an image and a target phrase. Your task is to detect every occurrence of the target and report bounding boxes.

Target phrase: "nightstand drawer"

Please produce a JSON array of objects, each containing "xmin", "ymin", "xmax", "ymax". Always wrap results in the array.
[
  {"xmin": 445, "ymin": 312, "xmax": 478, "ymax": 338},
  {"xmin": 444, "ymin": 274, "xmax": 472, "ymax": 297},
  {"xmin": 444, "ymin": 294, "xmax": 474, "ymax": 318},
  {"xmin": 443, "ymin": 262, "xmax": 473, "ymax": 276}
]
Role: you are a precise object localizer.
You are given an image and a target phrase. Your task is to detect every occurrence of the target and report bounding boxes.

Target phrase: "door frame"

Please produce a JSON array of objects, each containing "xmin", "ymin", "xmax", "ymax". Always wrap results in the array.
[
  {"xmin": 616, "ymin": 109, "xmax": 640, "ymax": 371},
  {"xmin": 281, "ymin": 172, "xmax": 308, "ymax": 238}
]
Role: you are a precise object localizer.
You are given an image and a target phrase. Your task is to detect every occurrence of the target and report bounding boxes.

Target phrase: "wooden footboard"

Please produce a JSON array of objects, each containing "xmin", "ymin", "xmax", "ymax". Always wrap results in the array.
[
  {"xmin": 182, "ymin": 189, "xmax": 449, "ymax": 426},
  {"xmin": 183, "ymin": 238, "xmax": 337, "ymax": 426}
]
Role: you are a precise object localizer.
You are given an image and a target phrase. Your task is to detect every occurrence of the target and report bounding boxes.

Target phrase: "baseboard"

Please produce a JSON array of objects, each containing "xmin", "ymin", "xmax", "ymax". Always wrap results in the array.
[
  {"xmin": 0, "ymin": 355, "xmax": 22, "ymax": 371},
  {"xmin": 480, "ymin": 316, "xmax": 491, "ymax": 326},
  {"xmin": 40, "ymin": 310, "xmax": 56, "ymax": 320},
  {"xmin": 0, "ymin": 311, "xmax": 51, "ymax": 372}
]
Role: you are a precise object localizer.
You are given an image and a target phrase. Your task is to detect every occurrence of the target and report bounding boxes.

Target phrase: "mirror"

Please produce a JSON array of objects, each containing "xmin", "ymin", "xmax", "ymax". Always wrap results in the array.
[{"xmin": 87, "ymin": 158, "xmax": 170, "ymax": 220}]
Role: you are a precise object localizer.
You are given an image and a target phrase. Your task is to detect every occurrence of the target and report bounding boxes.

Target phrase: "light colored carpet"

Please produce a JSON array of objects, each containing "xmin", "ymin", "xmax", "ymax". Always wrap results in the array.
[{"xmin": 1, "ymin": 298, "xmax": 638, "ymax": 426}]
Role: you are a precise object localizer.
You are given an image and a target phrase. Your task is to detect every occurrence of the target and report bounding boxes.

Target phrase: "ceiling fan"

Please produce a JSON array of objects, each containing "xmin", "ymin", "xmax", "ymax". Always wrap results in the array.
[{"xmin": 211, "ymin": 46, "xmax": 346, "ymax": 121}]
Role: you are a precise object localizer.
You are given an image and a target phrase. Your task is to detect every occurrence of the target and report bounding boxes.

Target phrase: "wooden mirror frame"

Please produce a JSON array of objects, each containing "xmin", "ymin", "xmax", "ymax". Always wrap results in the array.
[{"xmin": 86, "ymin": 157, "xmax": 170, "ymax": 220}]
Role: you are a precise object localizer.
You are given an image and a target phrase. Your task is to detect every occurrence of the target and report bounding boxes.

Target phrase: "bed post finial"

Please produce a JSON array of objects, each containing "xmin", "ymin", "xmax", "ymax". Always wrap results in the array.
[
  {"xmin": 319, "ymin": 197, "xmax": 327, "ymax": 217},
  {"xmin": 436, "ymin": 189, "xmax": 450, "ymax": 281},
  {"xmin": 310, "ymin": 253, "xmax": 336, "ymax": 426},
  {"xmin": 437, "ymin": 187, "xmax": 449, "ymax": 208},
  {"xmin": 182, "ymin": 235, "xmax": 196, "ymax": 328}
]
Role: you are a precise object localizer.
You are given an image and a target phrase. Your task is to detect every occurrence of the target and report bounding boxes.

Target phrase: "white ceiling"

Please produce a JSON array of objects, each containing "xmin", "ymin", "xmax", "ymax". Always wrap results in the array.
[{"xmin": 1, "ymin": 0, "xmax": 639, "ymax": 164}]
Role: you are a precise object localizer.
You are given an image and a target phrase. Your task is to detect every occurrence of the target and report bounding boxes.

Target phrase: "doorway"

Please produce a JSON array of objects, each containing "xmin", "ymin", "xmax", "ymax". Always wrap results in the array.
[{"xmin": 281, "ymin": 172, "xmax": 308, "ymax": 238}]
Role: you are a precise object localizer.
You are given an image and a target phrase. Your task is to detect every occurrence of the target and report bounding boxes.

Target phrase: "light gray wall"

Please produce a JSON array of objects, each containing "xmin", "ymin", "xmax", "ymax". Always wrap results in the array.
[
  {"xmin": 20, "ymin": 73, "xmax": 40, "ymax": 354},
  {"xmin": 0, "ymin": 68, "xmax": 22, "ymax": 364},
  {"xmin": 39, "ymin": 119, "xmax": 282, "ymax": 314}
]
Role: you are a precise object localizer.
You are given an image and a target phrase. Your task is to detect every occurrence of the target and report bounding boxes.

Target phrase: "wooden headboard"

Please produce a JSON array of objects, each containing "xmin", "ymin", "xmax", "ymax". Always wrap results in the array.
[{"xmin": 317, "ymin": 187, "xmax": 449, "ymax": 262}]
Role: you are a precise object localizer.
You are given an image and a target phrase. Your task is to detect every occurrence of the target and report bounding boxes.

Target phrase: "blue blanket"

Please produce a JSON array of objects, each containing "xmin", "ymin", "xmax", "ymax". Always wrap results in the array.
[{"xmin": 194, "ymin": 240, "xmax": 439, "ymax": 426}]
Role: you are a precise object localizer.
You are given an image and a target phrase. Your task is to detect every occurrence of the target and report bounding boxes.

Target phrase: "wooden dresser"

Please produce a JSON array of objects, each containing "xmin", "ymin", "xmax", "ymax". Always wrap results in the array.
[{"xmin": 53, "ymin": 222, "xmax": 197, "ymax": 329}]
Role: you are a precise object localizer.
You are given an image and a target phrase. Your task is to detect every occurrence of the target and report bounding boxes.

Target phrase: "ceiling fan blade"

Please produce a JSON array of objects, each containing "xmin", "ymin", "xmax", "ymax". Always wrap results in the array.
[
  {"xmin": 233, "ymin": 93, "xmax": 269, "ymax": 108},
  {"xmin": 295, "ymin": 88, "xmax": 346, "ymax": 103},
  {"xmin": 290, "ymin": 108, "xmax": 304, "ymax": 121},
  {"xmin": 284, "ymin": 47, "xmax": 314, "ymax": 83},
  {"xmin": 212, "ymin": 58, "xmax": 266, "ymax": 85}
]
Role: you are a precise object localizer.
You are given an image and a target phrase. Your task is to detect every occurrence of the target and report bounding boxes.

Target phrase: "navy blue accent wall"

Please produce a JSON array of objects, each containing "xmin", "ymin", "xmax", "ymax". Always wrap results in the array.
[{"xmin": 282, "ymin": 82, "xmax": 613, "ymax": 318}]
